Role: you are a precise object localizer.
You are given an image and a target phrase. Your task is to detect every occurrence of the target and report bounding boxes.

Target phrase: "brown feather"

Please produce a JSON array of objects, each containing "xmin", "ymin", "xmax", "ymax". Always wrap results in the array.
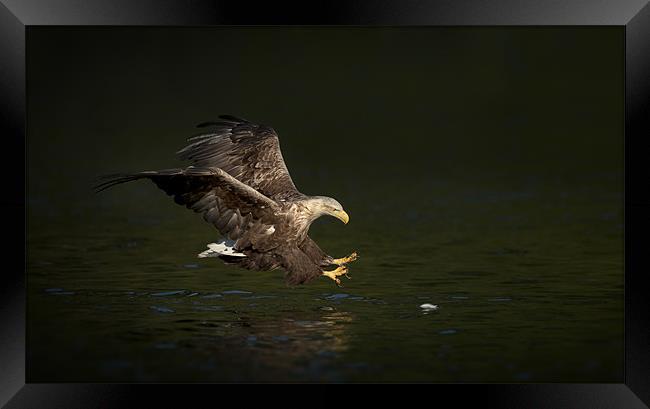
[{"xmin": 176, "ymin": 116, "xmax": 302, "ymax": 199}]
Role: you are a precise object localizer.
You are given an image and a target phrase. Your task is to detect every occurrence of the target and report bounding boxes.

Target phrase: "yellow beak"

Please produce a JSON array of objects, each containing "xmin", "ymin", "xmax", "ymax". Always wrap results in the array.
[{"xmin": 335, "ymin": 210, "xmax": 350, "ymax": 224}]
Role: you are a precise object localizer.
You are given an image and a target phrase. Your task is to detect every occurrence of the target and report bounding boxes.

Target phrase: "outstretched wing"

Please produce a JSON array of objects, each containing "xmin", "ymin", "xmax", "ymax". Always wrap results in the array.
[
  {"xmin": 176, "ymin": 115, "xmax": 301, "ymax": 199},
  {"xmin": 95, "ymin": 167, "xmax": 280, "ymax": 244}
]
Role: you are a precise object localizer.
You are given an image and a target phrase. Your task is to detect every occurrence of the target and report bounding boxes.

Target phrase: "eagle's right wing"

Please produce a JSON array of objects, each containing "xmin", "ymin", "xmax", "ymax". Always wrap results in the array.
[{"xmin": 95, "ymin": 167, "xmax": 280, "ymax": 244}]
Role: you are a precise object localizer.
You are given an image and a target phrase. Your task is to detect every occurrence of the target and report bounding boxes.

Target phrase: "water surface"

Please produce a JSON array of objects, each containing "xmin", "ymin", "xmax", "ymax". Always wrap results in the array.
[
  {"xmin": 28, "ymin": 175, "xmax": 623, "ymax": 382},
  {"xmin": 27, "ymin": 26, "xmax": 623, "ymax": 382}
]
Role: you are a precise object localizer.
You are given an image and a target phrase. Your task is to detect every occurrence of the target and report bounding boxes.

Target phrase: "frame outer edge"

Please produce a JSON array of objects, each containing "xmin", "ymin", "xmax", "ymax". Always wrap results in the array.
[
  {"xmin": 0, "ymin": 0, "xmax": 649, "ymax": 25},
  {"xmin": 626, "ymin": 1, "xmax": 650, "ymax": 408},
  {"xmin": 0, "ymin": 0, "xmax": 646, "ymax": 407},
  {"xmin": 0, "ymin": 1, "xmax": 26, "ymax": 408}
]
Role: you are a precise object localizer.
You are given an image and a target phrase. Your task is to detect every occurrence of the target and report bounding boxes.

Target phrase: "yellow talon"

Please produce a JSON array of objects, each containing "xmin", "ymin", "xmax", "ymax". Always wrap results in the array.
[
  {"xmin": 322, "ymin": 265, "xmax": 349, "ymax": 286},
  {"xmin": 332, "ymin": 251, "xmax": 359, "ymax": 265}
]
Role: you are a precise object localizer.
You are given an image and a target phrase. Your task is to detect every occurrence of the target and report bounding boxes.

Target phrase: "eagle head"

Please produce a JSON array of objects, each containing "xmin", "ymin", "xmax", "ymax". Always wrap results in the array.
[{"xmin": 306, "ymin": 196, "xmax": 349, "ymax": 224}]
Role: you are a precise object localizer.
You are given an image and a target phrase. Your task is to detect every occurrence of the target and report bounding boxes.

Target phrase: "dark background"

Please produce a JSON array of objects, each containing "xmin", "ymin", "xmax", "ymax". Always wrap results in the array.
[
  {"xmin": 28, "ymin": 27, "xmax": 622, "ymax": 221},
  {"xmin": 26, "ymin": 27, "xmax": 624, "ymax": 383}
]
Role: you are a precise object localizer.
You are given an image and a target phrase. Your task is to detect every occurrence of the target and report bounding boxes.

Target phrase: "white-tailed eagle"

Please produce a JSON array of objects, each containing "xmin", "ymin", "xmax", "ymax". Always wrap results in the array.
[{"xmin": 96, "ymin": 115, "xmax": 358, "ymax": 286}]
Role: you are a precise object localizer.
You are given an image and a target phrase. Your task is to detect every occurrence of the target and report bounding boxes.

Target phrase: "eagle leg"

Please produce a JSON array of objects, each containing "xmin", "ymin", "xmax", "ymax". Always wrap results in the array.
[
  {"xmin": 332, "ymin": 251, "xmax": 359, "ymax": 266},
  {"xmin": 322, "ymin": 265, "xmax": 350, "ymax": 286}
]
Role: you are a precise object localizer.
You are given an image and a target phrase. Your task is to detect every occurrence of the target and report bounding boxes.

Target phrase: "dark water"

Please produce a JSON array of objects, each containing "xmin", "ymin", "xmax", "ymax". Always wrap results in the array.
[
  {"xmin": 27, "ymin": 173, "xmax": 623, "ymax": 382},
  {"xmin": 27, "ymin": 27, "xmax": 623, "ymax": 382}
]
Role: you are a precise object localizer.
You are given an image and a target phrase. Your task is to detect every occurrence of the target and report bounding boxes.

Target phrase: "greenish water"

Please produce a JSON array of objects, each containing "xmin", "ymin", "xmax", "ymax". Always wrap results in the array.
[
  {"xmin": 27, "ymin": 27, "xmax": 623, "ymax": 382},
  {"xmin": 27, "ymin": 173, "xmax": 623, "ymax": 382}
]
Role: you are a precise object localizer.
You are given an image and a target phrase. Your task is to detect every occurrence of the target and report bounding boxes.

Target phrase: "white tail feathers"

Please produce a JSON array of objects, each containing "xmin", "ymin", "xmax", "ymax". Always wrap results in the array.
[{"xmin": 198, "ymin": 239, "xmax": 246, "ymax": 258}]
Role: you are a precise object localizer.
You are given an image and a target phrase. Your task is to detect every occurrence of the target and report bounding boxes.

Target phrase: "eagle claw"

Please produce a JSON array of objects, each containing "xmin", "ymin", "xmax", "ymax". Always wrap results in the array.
[
  {"xmin": 323, "ymin": 265, "xmax": 349, "ymax": 286},
  {"xmin": 333, "ymin": 251, "xmax": 359, "ymax": 266}
]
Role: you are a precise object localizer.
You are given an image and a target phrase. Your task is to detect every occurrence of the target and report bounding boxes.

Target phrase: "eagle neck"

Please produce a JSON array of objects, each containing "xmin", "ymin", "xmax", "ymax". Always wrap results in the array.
[{"xmin": 296, "ymin": 199, "xmax": 326, "ymax": 229}]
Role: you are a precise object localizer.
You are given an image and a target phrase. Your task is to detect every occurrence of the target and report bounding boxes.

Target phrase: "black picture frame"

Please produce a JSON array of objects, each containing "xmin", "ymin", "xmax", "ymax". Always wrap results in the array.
[{"xmin": 2, "ymin": 1, "xmax": 649, "ymax": 407}]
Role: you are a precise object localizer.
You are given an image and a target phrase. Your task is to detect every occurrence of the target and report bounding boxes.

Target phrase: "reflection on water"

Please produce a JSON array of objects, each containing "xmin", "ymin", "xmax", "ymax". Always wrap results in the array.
[{"xmin": 29, "ymin": 281, "xmax": 362, "ymax": 382}]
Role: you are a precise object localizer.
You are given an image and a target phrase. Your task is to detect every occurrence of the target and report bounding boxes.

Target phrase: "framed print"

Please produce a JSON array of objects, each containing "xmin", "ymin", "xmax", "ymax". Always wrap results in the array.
[{"xmin": 2, "ymin": 0, "xmax": 649, "ymax": 407}]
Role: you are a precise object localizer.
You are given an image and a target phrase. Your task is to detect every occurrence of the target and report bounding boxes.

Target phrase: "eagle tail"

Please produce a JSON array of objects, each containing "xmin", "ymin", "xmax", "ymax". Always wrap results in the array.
[{"xmin": 198, "ymin": 240, "xmax": 246, "ymax": 258}]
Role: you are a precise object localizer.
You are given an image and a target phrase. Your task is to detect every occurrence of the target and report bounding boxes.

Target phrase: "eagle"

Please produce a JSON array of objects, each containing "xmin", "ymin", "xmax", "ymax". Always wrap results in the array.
[{"xmin": 96, "ymin": 115, "xmax": 358, "ymax": 286}]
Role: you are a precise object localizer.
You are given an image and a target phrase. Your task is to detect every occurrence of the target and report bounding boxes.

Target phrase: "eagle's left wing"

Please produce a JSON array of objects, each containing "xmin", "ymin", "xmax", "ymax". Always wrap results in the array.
[{"xmin": 176, "ymin": 115, "xmax": 301, "ymax": 200}]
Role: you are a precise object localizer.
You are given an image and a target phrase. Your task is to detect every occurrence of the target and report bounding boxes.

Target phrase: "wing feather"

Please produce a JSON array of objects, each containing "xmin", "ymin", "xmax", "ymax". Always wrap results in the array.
[
  {"xmin": 176, "ymin": 115, "xmax": 301, "ymax": 199},
  {"xmin": 95, "ymin": 167, "xmax": 280, "ymax": 244}
]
